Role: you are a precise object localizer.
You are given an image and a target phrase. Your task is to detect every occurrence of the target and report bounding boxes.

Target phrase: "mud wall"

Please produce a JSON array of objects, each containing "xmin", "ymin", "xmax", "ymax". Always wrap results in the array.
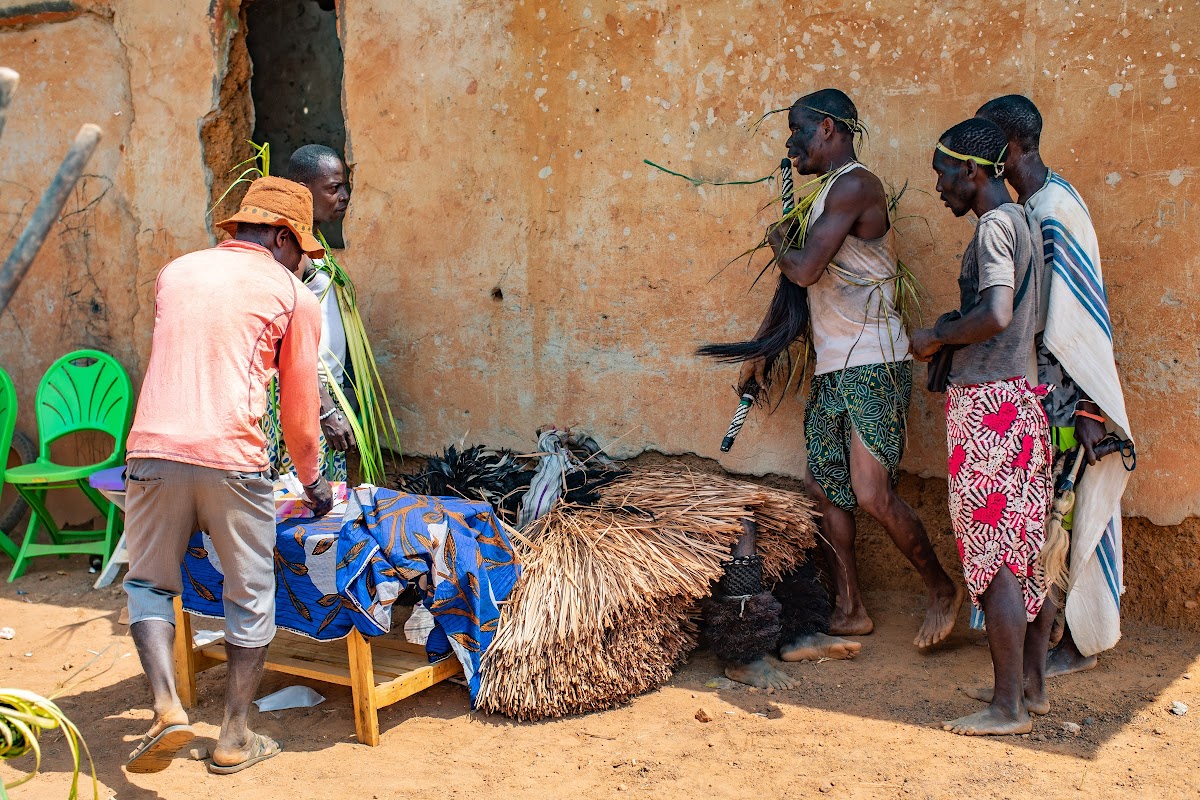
[
  {"xmin": 0, "ymin": 3, "xmax": 1196, "ymax": 543},
  {"xmin": 338, "ymin": 0, "xmax": 1198, "ymax": 527}
]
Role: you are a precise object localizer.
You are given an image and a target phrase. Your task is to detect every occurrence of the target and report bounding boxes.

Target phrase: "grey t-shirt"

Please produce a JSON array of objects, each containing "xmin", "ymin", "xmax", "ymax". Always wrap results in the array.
[{"xmin": 949, "ymin": 204, "xmax": 1041, "ymax": 386}]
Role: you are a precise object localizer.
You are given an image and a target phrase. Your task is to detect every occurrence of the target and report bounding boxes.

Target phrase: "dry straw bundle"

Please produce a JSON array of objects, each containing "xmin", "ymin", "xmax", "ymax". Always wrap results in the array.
[{"xmin": 475, "ymin": 467, "xmax": 817, "ymax": 720}]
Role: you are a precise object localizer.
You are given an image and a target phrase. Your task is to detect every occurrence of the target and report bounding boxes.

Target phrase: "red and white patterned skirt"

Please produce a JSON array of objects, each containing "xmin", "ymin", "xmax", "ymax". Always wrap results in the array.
[{"xmin": 945, "ymin": 377, "xmax": 1053, "ymax": 621}]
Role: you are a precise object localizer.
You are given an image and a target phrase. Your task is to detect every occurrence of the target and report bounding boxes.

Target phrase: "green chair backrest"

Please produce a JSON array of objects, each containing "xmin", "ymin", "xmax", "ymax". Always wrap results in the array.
[
  {"xmin": 35, "ymin": 350, "xmax": 133, "ymax": 461},
  {"xmin": 0, "ymin": 367, "xmax": 15, "ymax": 472}
]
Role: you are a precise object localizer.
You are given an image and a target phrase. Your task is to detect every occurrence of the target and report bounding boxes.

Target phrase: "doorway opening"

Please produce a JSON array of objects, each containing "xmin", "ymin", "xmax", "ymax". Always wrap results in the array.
[{"xmin": 246, "ymin": 0, "xmax": 348, "ymax": 247}]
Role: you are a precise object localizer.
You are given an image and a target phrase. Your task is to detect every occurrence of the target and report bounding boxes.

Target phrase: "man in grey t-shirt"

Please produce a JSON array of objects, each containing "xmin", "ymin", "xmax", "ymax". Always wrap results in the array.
[
  {"xmin": 911, "ymin": 118, "xmax": 1054, "ymax": 738},
  {"xmin": 948, "ymin": 202, "xmax": 1042, "ymax": 385}
]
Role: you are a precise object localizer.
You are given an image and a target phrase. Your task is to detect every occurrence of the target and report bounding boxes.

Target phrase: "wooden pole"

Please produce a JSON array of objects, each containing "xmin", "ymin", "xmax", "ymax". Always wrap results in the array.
[{"xmin": 0, "ymin": 122, "xmax": 102, "ymax": 315}]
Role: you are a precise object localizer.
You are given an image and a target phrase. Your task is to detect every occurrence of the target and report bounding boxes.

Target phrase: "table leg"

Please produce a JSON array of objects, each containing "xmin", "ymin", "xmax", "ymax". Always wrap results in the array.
[
  {"xmin": 172, "ymin": 596, "xmax": 198, "ymax": 708},
  {"xmin": 346, "ymin": 629, "xmax": 380, "ymax": 746}
]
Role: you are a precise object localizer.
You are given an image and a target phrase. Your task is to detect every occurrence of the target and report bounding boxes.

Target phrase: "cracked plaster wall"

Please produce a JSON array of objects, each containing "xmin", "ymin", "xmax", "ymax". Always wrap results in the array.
[{"xmin": 0, "ymin": 1, "xmax": 1196, "ymax": 533}]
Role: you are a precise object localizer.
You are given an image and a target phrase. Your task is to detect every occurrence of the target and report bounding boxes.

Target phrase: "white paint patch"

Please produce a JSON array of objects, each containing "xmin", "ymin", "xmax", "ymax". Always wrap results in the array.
[
  {"xmin": 622, "ymin": 170, "xmax": 633, "ymax": 179},
  {"xmin": 537, "ymin": 7, "xmax": 546, "ymax": 20},
  {"xmin": 621, "ymin": 76, "xmax": 632, "ymax": 91},
  {"xmin": 889, "ymin": 137, "xmax": 900, "ymax": 149},
  {"xmin": 832, "ymin": 40, "xmax": 846, "ymax": 57},
  {"xmin": 850, "ymin": 70, "xmax": 861, "ymax": 81},
  {"xmin": 1106, "ymin": 172, "xmax": 1121, "ymax": 186},
  {"xmin": 668, "ymin": 233, "xmax": 677, "ymax": 241},
  {"xmin": 662, "ymin": 133, "xmax": 672, "ymax": 144},
  {"xmin": 868, "ymin": 41, "xmax": 881, "ymax": 57},
  {"xmin": 582, "ymin": 7, "xmax": 592, "ymax": 20},
  {"xmin": 1163, "ymin": 64, "xmax": 1177, "ymax": 89},
  {"xmin": 1108, "ymin": 83, "xmax": 1123, "ymax": 97},
  {"xmin": 574, "ymin": 149, "xmax": 583, "ymax": 159},
  {"xmin": 538, "ymin": 166, "xmax": 553, "ymax": 179},
  {"xmin": 1168, "ymin": 169, "xmax": 1185, "ymax": 187},
  {"xmin": 534, "ymin": 87, "xmax": 547, "ymax": 100},
  {"xmin": 623, "ymin": 227, "xmax": 631, "ymax": 236},
  {"xmin": 810, "ymin": 63, "xmax": 827, "ymax": 71}
]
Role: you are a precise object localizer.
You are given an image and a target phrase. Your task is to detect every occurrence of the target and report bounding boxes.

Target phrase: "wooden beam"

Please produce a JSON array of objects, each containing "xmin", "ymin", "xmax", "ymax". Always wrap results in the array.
[
  {"xmin": 346, "ymin": 629, "xmax": 380, "ymax": 746},
  {"xmin": 171, "ymin": 597, "xmax": 198, "ymax": 708},
  {"xmin": 374, "ymin": 656, "xmax": 461, "ymax": 708}
]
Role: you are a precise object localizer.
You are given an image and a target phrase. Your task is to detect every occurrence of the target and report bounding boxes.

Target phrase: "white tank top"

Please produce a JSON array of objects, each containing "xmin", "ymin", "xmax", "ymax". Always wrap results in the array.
[{"xmin": 807, "ymin": 162, "xmax": 912, "ymax": 375}]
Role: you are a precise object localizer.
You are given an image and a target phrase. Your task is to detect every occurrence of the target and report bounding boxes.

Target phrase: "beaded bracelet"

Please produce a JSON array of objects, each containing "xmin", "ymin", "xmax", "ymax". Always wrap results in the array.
[{"xmin": 319, "ymin": 407, "xmax": 339, "ymax": 421}]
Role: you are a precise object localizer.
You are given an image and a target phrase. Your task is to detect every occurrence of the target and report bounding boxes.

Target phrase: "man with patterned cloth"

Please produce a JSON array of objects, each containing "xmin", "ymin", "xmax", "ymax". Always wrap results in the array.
[{"xmin": 912, "ymin": 117, "xmax": 1053, "ymax": 736}]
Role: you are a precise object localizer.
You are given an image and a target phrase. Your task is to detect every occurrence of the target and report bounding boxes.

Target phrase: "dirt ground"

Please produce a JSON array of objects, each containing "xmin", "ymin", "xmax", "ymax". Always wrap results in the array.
[{"xmin": 1, "ymin": 558, "xmax": 1197, "ymax": 800}]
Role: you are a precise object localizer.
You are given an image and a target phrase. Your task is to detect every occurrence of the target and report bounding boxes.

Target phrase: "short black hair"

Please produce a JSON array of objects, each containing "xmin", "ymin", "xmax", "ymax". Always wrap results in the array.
[
  {"xmin": 794, "ymin": 88, "xmax": 858, "ymax": 136},
  {"xmin": 938, "ymin": 118, "xmax": 1009, "ymax": 178},
  {"xmin": 287, "ymin": 144, "xmax": 343, "ymax": 184},
  {"xmin": 975, "ymin": 94, "xmax": 1042, "ymax": 152},
  {"xmin": 235, "ymin": 222, "xmax": 287, "ymax": 244}
]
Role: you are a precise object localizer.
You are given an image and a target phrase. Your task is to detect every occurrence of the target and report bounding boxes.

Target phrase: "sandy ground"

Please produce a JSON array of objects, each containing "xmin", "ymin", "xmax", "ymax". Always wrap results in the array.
[{"xmin": 1, "ymin": 558, "xmax": 1198, "ymax": 800}]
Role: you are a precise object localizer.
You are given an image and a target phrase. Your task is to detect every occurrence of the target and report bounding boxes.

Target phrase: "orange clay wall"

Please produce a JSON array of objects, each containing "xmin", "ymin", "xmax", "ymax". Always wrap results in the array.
[{"xmin": 0, "ymin": 1, "xmax": 1196, "ymax": 615}]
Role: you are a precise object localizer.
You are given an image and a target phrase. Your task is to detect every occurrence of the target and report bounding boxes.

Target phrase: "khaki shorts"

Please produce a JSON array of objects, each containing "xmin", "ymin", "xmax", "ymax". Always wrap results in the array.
[{"xmin": 122, "ymin": 457, "xmax": 277, "ymax": 648}]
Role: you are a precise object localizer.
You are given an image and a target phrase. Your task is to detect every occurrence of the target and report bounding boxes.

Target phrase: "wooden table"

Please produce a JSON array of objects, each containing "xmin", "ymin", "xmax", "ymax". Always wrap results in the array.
[{"xmin": 171, "ymin": 598, "xmax": 461, "ymax": 745}]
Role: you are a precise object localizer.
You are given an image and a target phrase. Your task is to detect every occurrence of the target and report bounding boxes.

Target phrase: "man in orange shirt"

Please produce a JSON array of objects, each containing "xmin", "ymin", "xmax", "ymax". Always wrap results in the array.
[{"xmin": 123, "ymin": 177, "xmax": 332, "ymax": 775}]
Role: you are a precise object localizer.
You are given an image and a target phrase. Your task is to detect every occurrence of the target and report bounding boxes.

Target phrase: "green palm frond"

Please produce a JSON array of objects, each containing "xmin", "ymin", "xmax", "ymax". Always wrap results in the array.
[
  {"xmin": 0, "ymin": 688, "xmax": 97, "ymax": 799},
  {"xmin": 642, "ymin": 159, "xmax": 776, "ymax": 188},
  {"xmin": 316, "ymin": 231, "xmax": 402, "ymax": 484},
  {"xmin": 207, "ymin": 140, "xmax": 271, "ymax": 217}
]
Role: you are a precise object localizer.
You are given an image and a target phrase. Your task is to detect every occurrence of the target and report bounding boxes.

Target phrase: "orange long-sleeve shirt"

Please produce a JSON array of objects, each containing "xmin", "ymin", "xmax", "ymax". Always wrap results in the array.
[{"xmin": 127, "ymin": 239, "xmax": 323, "ymax": 485}]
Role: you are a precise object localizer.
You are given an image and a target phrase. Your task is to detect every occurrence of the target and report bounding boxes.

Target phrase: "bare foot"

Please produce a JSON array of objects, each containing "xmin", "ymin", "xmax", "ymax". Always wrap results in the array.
[
  {"xmin": 724, "ymin": 658, "xmax": 798, "ymax": 690},
  {"xmin": 779, "ymin": 632, "xmax": 862, "ymax": 662},
  {"xmin": 213, "ymin": 730, "xmax": 280, "ymax": 770},
  {"xmin": 914, "ymin": 584, "xmax": 964, "ymax": 648},
  {"xmin": 962, "ymin": 685, "xmax": 1050, "ymax": 715},
  {"xmin": 943, "ymin": 706, "xmax": 1032, "ymax": 736},
  {"xmin": 1046, "ymin": 644, "xmax": 1098, "ymax": 678},
  {"xmin": 828, "ymin": 607, "xmax": 874, "ymax": 636}
]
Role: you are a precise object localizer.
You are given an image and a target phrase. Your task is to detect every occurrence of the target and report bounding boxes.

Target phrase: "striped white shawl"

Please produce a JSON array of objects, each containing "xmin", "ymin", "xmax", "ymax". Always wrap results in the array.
[{"xmin": 1027, "ymin": 171, "xmax": 1132, "ymax": 657}]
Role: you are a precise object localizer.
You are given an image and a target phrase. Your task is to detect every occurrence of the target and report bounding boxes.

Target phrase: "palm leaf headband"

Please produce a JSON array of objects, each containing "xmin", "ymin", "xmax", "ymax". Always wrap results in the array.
[
  {"xmin": 750, "ymin": 104, "xmax": 870, "ymax": 140},
  {"xmin": 935, "ymin": 142, "xmax": 1008, "ymax": 177}
]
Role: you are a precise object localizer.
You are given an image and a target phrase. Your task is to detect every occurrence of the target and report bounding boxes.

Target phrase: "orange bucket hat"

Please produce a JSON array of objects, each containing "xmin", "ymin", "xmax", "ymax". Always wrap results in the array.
[{"xmin": 216, "ymin": 176, "xmax": 325, "ymax": 258}]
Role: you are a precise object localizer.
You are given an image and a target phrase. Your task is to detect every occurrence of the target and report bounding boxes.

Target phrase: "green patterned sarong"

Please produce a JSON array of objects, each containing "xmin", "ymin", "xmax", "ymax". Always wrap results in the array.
[
  {"xmin": 261, "ymin": 377, "xmax": 348, "ymax": 483},
  {"xmin": 803, "ymin": 361, "xmax": 912, "ymax": 511}
]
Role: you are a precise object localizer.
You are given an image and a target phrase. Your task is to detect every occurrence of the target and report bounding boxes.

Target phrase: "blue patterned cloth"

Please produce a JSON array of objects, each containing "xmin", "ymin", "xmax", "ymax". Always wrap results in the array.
[{"xmin": 180, "ymin": 488, "xmax": 520, "ymax": 704}]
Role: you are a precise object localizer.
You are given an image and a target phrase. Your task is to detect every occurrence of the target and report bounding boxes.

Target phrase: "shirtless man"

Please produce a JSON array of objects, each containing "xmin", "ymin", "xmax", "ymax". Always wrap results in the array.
[{"xmin": 745, "ymin": 89, "xmax": 962, "ymax": 650}]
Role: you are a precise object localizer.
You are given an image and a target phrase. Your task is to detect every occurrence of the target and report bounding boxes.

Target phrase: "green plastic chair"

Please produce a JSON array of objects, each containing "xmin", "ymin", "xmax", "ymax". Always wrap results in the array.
[
  {"xmin": 0, "ymin": 368, "xmax": 19, "ymax": 561},
  {"xmin": 5, "ymin": 350, "xmax": 133, "ymax": 582}
]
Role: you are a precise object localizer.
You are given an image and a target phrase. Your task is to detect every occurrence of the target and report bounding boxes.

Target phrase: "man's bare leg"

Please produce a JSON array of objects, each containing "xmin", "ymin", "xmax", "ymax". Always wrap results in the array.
[
  {"xmin": 717, "ymin": 519, "xmax": 798, "ymax": 690},
  {"xmin": 944, "ymin": 568, "xmax": 1032, "ymax": 735},
  {"xmin": 847, "ymin": 433, "xmax": 962, "ymax": 648},
  {"xmin": 807, "ymin": 478, "xmax": 874, "ymax": 636},
  {"xmin": 965, "ymin": 590, "xmax": 1059, "ymax": 714},
  {"xmin": 130, "ymin": 620, "xmax": 192, "ymax": 737},
  {"xmin": 211, "ymin": 642, "xmax": 278, "ymax": 768}
]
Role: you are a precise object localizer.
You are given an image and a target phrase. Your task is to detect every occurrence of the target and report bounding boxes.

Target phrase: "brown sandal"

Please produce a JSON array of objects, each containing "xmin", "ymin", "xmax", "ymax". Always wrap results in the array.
[{"xmin": 125, "ymin": 724, "xmax": 196, "ymax": 774}]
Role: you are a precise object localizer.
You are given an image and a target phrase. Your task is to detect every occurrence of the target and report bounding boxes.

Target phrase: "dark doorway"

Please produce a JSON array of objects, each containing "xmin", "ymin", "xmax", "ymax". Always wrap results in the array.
[{"xmin": 245, "ymin": 0, "xmax": 347, "ymax": 247}]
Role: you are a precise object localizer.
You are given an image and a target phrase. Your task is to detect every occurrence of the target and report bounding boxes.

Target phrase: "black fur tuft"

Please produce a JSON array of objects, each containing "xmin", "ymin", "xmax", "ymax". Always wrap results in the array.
[
  {"xmin": 772, "ymin": 552, "xmax": 832, "ymax": 640},
  {"xmin": 702, "ymin": 591, "xmax": 783, "ymax": 665}
]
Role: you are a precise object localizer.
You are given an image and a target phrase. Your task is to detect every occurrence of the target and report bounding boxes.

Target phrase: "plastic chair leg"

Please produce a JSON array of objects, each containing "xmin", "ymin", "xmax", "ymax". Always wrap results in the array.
[{"xmin": 7, "ymin": 493, "xmax": 42, "ymax": 582}]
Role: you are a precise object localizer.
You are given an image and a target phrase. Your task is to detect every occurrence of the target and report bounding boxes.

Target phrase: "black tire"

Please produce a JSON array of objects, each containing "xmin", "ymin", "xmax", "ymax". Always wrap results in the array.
[{"xmin": 0, "ymin": 431, "xmax": 35, "ymax": 534}]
